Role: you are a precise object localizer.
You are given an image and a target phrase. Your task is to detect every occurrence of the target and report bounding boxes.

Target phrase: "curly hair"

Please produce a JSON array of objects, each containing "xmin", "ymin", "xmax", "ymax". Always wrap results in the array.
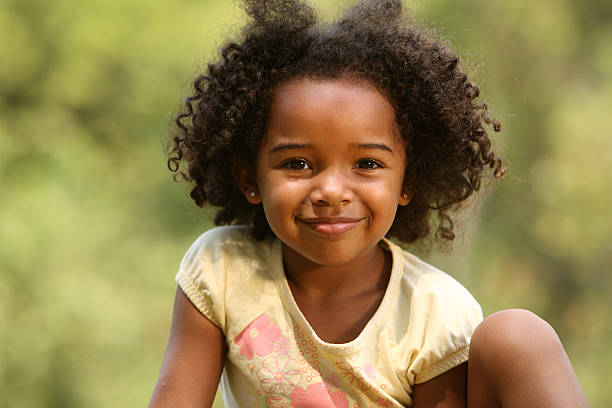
[{"xmin": 167, "ymin": 0, "xmax": 504, "ymax": 243}]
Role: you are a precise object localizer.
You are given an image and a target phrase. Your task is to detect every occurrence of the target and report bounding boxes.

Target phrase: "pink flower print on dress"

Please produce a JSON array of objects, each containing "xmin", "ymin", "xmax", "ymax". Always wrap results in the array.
[
  {"xmin": 233, "ymin": 313, "xmax": 282, "ymax": 360},
  {"xmin": 334, "ymin": 361, "xmax": 372, "ymax": 392},
  {"xmin": 289, "ymin": 383, "xmax": 349, "ymax": 408},
  {"xmin": 375, "ymin": 397, "xmax": 393, "ymax": 408},
  {"xmin": 265, "ymin": 395, "xmax": 292, "ymax": 408},
  {"xmin": 273, "ymin": 335, "xmax": 290, "ymax": 355},
  {"xmin": 257, "ymin": 354, "xmax": 302, "ymax": 396},
  {"xmin": 257, "ymin": 355, "xmax": 302, "ymax": 396},
  {"xmin": 323, "ymin": 373, "xmax": 341, "ymax": 390},
  {"xmin": 364, "ymin": 364, "xmax": 376, "ymax": 380}
]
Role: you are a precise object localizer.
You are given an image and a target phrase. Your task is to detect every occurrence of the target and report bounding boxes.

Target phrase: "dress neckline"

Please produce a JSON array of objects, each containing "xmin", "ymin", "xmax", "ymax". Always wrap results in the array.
[{"xmin": 272, "ymin": 238, "xmax": 402, "ymax": 355}]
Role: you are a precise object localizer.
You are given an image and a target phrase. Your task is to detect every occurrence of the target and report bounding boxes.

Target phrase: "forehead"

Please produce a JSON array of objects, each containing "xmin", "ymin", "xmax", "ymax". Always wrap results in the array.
[{"xmin": 265, "ymin": 78, "xmax": 401, "ymax": 148}]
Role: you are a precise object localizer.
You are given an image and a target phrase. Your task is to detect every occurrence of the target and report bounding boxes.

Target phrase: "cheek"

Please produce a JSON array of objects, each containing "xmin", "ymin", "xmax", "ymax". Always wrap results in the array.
[
  {"xmin": 367, "ymin": 176, "xmax": 403, "ymax": 197},
  {"xmin": 260, "ymin": 178, "xmax": 307, "ymax": 212},
  {"xmin": 377, "ymin": 194, "xmax": 402, "ymax": 218},
  {"xmin": 361, "ymin": 179, "xmax": 403, "ymax": 215}
]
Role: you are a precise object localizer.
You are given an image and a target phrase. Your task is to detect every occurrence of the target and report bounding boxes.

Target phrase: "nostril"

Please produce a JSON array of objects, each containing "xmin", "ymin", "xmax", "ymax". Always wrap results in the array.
[{"xmin": 312, "ymin": 198, "xmax": 350, "ymax": 208}]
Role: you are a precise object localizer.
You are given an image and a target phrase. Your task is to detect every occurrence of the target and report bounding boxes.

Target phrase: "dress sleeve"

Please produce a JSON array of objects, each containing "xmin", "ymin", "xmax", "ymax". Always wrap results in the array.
[
  {"xmin": 174, "ymin": 228, "xmax": 229, "ymax": 331},
  {"xmin": 406, "ymin": 272, "xmax": 483, "ymax": 385}
]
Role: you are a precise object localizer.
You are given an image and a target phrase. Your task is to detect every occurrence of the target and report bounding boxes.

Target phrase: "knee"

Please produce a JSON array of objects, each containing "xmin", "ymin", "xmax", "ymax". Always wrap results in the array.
[{"xmin": 469, "ymin": 309, "xmax": 563, "ymax": 370}]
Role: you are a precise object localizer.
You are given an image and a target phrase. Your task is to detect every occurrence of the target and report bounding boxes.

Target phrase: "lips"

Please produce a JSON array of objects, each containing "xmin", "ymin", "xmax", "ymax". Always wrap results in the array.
[{"xmin": 299, "ymin": 217, "xmax": 365, "ymax": 235}]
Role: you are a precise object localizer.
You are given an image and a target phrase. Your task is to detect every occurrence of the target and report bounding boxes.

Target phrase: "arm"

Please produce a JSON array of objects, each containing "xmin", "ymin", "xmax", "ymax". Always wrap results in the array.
[
  {"xmin": 149, "ymin": 287, "xmax": 226, "ymax": 408},
  {"xmin": 412, "ymin": 363, "xmax": 467, "ymax": 408}
]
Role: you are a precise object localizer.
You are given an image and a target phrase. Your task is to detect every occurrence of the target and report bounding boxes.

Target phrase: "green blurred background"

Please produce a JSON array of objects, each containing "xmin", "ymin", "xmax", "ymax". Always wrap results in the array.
[{"xmin": 1, "ymin": 0, "xmax": 610, "ymax": 406}]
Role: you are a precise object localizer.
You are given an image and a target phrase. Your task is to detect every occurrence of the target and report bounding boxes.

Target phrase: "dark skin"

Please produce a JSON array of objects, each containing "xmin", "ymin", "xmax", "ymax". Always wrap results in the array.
[
  {"xmin": 149, "ymin": 296, "xmax": 590, "ymax": 407},
  {"xmin": 151, "ymin": 79, "xmax": 587, "ymax": 407},
  {"xmin": 282, "ymin": 243, "xmax": 391, "ymax": 344},
  {"xmin": 150, "ymin": 79, "xmax": 468, "ymax": 407},
  {"xmin": 149, "ymin": 288, "xmax": 468, "ymax": 408},
  {"xmin": 149, "ymin": 288, "xmax": 226, "ymax": 408},
  {"xmin": 413, "ymin": 364, "xmax": 467, "ymax": 408}
]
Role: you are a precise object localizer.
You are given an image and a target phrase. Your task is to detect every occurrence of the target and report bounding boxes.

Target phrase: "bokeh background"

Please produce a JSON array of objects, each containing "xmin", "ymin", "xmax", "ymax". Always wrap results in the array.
[{"xmin": 1, "ymin": 0, "xmax": 610, "ymax": 406}]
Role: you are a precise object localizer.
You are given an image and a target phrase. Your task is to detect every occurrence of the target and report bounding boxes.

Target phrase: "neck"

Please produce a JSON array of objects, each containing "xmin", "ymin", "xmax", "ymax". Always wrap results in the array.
[{"xmin": 281, "ymin": 242, "xmax": 391, "ymax": 299}]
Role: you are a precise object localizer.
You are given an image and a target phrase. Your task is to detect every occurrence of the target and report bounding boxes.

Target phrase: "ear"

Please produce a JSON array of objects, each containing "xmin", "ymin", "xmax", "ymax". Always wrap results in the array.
[
  {"xmin": 230, "ymin": 157, "xmax": 261, "ymax": 204},
  {"xmin": 399, "ymin": 189, "xmax": 413, "ymax": 206}
]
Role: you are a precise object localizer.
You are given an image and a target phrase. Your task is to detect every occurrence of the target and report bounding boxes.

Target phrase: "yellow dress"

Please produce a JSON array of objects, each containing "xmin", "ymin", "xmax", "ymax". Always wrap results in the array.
[{"xmin": 176, "ymin": 226, "xmax": 482, "ymax": 408}]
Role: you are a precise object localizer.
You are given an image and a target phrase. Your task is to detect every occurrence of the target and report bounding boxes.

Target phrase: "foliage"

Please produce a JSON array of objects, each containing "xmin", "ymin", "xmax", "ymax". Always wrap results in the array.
[{"xmin": 1, "ymin": 0, "xmax": 610, "ymax": 406}]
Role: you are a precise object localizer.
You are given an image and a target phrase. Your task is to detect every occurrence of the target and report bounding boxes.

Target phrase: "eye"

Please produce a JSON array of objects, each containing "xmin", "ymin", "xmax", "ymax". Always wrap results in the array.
[
  {"xmin": 281, "ymin": 158, "xmax": 311, "ymax": 170},
  {"xmin": 356, "ymin": 159, "xmax": 382, "ymax": 170}
]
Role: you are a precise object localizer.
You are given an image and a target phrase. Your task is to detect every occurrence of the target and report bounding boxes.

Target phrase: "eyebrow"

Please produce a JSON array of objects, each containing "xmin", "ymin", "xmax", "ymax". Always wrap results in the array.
[
  {"xmin": 268, "ymin": 143, "xmax": 311, "ymax": 153},
  {"xmin": 268, "ymin": 142, "xmax": 395, "ymax": 154},
  {"xmin": 356, "ymin": 143, "xmax": 394, "ymax": 154}
]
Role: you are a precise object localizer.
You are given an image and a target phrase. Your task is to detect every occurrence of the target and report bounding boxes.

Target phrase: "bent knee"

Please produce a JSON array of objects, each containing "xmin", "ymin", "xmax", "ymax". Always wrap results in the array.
[{"xmin": 470, "ymin": 309, "xmax": 563, "ymax": 365}]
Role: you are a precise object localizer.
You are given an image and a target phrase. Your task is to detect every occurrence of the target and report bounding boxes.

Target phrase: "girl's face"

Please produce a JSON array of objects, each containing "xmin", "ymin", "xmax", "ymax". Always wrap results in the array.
[{"xmin": 250, "ymin": 78, "xmax": 411, "ymax": 267}]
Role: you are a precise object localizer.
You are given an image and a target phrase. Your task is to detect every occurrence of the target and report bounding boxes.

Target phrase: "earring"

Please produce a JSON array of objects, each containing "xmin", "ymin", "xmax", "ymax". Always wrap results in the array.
[
  {"xmin": 249, "ymin": 191, "xmax": 256, "ymax": 198},
  {"xmin": 402, "ymin": 193, "xmax": 408, "ymax": 198}
]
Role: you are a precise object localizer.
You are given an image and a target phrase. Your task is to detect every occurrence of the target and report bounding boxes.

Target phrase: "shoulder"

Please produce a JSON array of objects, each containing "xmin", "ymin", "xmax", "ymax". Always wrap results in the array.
[
  {"xmin": 382, "ymin": 240, "xmax": 482, "ymax": 385},
  {"xmin": 180, "ymin": 225, "xmax": 276, "ymax": 270},
  {"xmin": 385, "ymin": 240, "xmax": 480, "ymax": 311},
  {"xmin": 176, "ymin": 226, "xmax": 281, "ymax": 330},
  {"xmin": 178, "ymin": 225, "xmax": 281, "ymax": 295},
  {"xmin": 185, "ymin": 225, "xmax": 263, "ymax": 254}
]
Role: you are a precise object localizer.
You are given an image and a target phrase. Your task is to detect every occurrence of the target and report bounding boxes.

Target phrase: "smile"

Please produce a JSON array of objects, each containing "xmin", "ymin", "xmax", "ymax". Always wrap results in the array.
[{"xmin": 299, "ymin": 217, "xmax": 365, "ymax": 235}]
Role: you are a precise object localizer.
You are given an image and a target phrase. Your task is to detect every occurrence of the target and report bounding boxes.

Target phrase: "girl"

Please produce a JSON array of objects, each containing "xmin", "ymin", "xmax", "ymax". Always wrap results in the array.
[{"xmin": 150, "ymin": 0, "xmax": 588, "ymax": 406}]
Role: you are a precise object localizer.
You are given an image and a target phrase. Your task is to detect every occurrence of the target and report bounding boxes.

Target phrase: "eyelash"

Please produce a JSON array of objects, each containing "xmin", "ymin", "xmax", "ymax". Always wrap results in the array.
[
  {"xmin": 355, "ymin": 159, "xmax": 382, "ymax": 170},
  {"xmin": 281, "ymin": 158, "xmax": 311, "ymax": 170},
  {"xmin": 280, "ymin": 158, "xmax": 383, "ymax": 171}
]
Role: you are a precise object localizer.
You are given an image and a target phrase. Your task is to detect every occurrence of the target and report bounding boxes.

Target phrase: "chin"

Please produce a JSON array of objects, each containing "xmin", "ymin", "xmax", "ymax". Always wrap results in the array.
[{"xmin": 289, "ymin": 241, "xmax": 377, "ymax": 268}]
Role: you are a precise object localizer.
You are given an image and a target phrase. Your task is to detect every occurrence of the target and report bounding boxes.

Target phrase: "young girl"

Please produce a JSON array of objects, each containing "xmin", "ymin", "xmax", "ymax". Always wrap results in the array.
[{"xmin": 150, "ymin": 0, "xmax": 588, "ymax": 406}]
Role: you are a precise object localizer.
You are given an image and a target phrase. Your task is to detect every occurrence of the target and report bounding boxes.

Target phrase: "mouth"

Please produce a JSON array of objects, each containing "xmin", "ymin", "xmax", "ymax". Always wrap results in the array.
[{"xmin": 298, "ymin": 217, "xmax": 365, "ymax": 235}]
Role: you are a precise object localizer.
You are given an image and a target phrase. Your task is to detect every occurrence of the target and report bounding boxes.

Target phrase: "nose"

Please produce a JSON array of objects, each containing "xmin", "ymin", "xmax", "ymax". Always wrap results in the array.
[{"xmin": 309, "ymin": 168, "xmax": 352, "ymax": 207}]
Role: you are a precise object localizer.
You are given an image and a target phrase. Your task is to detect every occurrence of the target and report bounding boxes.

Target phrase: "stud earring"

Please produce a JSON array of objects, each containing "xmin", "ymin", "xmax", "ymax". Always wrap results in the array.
[
  {"xmin": 249, "ymin": 191, "xmax": 256, "ymax": 198},
  {"xmin": 402, "ymin": 193, "xmax": 408, "ymax": 198}
]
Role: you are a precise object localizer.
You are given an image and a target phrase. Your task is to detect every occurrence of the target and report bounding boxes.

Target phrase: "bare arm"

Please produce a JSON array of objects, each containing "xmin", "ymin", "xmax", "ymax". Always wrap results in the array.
[
  {"xmin": 149, "ymin": 287, "xmax": 226, "ymax": 408},
  {"xmin": 412, "ymin": 363, "xmax": 467, "ymax": 408}
]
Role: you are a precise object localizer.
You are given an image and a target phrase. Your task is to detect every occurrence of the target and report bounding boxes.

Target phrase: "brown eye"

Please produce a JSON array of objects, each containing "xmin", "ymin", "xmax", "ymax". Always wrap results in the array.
[
  {"xmin": 356, "ymin": 159, "xmax": 381, "ymax": 170},
  {"xmin": 282, "ymin": 159, "xmax": 311, "ymax": 170}
]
